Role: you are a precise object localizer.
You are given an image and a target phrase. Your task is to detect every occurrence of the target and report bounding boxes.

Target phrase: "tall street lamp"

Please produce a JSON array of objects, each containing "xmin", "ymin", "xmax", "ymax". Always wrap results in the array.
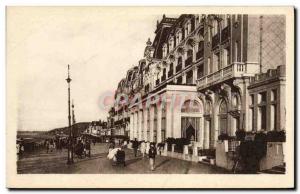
[{"xmin": 66, "ymin": 64, "xmax": 74, "ymax": 165}]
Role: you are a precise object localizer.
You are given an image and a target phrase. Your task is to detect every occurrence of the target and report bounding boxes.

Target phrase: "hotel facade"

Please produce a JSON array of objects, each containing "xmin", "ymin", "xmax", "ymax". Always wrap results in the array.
[{"xmin": 109, "ymin": 14, "xmax": 286, "ymax": 150}]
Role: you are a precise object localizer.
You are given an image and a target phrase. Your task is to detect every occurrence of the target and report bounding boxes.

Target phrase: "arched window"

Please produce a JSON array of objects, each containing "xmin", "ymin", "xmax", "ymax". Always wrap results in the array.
[
  {"xmin": 219, "ymin": 100, "xmax": 228, "ymax": 134},
  {"xmin": 187, "ymin": 49, "xmax": 193, "ymax": 58},
  {"xmin": 181, "ymin": 100, "xmax": 202, "ymax": 113}
]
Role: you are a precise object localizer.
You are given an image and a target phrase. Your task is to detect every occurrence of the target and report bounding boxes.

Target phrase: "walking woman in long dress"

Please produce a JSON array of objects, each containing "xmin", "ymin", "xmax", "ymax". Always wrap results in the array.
[{"xmin": 140, "ymin": 141, "xmax": 146, "ymax": 158}]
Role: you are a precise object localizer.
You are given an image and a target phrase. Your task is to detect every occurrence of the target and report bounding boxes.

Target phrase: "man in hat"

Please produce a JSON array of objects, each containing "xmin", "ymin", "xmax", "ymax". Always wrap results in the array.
[{"xmin": 148, "ymin": 143, "xmax": 157, "ymax": 171}]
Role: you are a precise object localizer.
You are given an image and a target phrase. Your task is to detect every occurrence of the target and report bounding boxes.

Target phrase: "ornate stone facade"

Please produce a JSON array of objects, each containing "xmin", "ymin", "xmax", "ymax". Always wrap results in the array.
[{"xmin": 108, "ymin": 14, "xmax": 286, "ymax": 150}]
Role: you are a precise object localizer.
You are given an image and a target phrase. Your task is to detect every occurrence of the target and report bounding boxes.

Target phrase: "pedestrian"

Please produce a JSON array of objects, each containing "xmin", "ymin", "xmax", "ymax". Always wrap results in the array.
[
  {"xmin": 49, "ymin": 139, "xmax": 55, "ymax": 152},
  {"xmin": 108, "ymin": 140, "xmax": 115, "ymax": 154},
  {"xmin": 140, "ymin": 141, "xmax": 146, "ymax": 158},
  {"xmin": 148, "ymin": 143, "xmax": 157, "ymax": 171},
  {"xmin": 132, "ymin": 138, "xmax": 138, "ymax": 157},
  {"xmin": 44, "ymin": 139, "xmax": 49, "ymax": 153},
  {"xmin": 16, "ymin": 142, "xmax": 20, "ymax": 160},
  {"xmin": 85, "ymin": 139, "xmax": 91, "ymax": 158},
  {"xmin": 146, "ymin": 141, "xmax": 150, "ymax": 155},
  {"xmin": 123, "ymin": 140, "xmax": 128, "ymax": 148}
]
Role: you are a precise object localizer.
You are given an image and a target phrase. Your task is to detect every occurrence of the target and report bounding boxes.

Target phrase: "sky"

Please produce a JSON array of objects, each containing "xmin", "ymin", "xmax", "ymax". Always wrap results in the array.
[{"xmin": 7, "ymin": 7, "xmax": 162, "ymax": 131}]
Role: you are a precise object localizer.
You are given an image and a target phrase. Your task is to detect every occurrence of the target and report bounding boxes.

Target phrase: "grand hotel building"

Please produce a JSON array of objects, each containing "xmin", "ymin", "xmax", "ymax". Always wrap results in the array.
[{"xmin": 109, "ymin": 14, "xmax": 286, "ymax": 150}]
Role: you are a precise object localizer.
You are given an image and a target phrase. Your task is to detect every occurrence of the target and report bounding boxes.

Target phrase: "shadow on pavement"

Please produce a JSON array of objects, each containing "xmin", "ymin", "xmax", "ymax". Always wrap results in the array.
[
  {"xmin": 155, "ymin": 159, "xmax": 171, "ymax": 169},
  {"xmin": 125, "ymin": 157, "xmax": 142, "ymax": 166}
]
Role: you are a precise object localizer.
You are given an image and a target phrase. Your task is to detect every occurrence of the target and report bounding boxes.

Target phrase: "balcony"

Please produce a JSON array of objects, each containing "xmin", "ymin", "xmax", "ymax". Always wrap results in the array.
[
  {"xmin": 196, "ymin": 49, "xmax": 204, "ymax": 60},
  {"xmin": 176, "ymin": 63, "xmax": 182, "ymax": 73},
  {"xmin": 185, "ymin": 56, "xmax": 193, "ymax": 67},
  {"xmin": 196, "ymin": 62, "xmax": 260, "ymax": 90},
  {"xmin": 221, "ymin": 26, "xmax": 230, "ymax": 43}
]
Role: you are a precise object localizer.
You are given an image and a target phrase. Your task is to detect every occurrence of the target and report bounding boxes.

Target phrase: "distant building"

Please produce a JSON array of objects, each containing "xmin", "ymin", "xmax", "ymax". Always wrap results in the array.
[
  {"xmin": 83, "ymin": 121, "xmax": 108, "ymax": 136},
  {"xmin": 109, "ymin": 14, "xmax": 286, "ymax": 150}
]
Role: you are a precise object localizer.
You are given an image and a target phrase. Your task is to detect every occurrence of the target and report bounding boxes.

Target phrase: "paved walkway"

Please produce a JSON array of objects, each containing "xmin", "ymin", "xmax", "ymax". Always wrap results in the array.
[{"xmin": 17, "ymin": 143, "xmax": 229, "ymax": 174}]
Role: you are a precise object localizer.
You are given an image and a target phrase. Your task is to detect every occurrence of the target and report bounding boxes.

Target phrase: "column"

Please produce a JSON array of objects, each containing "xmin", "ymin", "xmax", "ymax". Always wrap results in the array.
[
  {"xmin": 192, "ymin": 46, "xmax": 196, "ymax": 62},
  {"xmin": 157, "ymin": 104, "xmax": 162, "ymax": 143},
  {"xmin": 279, "ymin": 83, "xmax": 285, "ymax": 130},
  {"xmin": 149, "ymin": 106, "xmax": 154, "ymax": 142},
  {"xmin": 193, "ymin": 67, "xmax": 197, "ymax": 84},
  {"xmin": 173, "ymin": 104, "xmax": 181, "ymax": 138},
  {"xmin": 130, "ymin": 113, "xmax": 134, "ymax": 140},
  {"xmin": 203, "ymin": 119, "xmax": 210, "ymax": 149},
  {"xmin": 166, "ymin": 101, "xmax": 172, "ymax": 138},
  {"xmin": 143, "ymin": 108, "xmax": 148, "ymax": 141},
  {"xmin": 182, "ymin": 72, "xmax": 187, "ymax": 84},
  {"xmin": 133, "ymin": 112, "xmax": 137, "ymax": 139},
  {"xmin": 138, "ymin": 110, "xmax": 142, "ymax": 141}
]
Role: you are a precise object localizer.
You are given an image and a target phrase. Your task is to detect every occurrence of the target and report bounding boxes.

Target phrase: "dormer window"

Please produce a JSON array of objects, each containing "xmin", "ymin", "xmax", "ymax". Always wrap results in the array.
[{"xmin": 187, "ymin": 20, "xmax": 191, "ymax": 35}]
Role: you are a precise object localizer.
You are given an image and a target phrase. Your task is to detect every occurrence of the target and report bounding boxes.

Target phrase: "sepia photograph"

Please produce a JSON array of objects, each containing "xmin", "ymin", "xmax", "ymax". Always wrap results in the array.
[{"xmin": 6, "ymin": 6, "xmax": 294, "ymax": 188}]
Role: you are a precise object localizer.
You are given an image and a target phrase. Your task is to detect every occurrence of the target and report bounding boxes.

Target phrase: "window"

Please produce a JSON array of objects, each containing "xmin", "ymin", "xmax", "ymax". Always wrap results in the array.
[
  {"xmin": 176, "ymin": 31, "xmax": 182, "ymax": 44},
  {"xmin": 223, "ymin": 47, "xmax": 230, "ymax": 66},
  {"xmin": 168, "ymin": 63, "xmax": 174, "ymax": 77},
  {"xmin": 234, "ymin": 41, "xmax": 239, "ymax": 62},
  {"xmin": 213, "ymin": 52, "xmax": 220, "ymax": 71},
  {"xmin": 219, "ymin": 100, "xmax": 228, "ymax": 134},
  {"xmin": 177, "ymin": 76, "xmax": 182, "ymax": 84},
  {"xmin": 197, "ymin": 65, "xmax": 204, "ymax": 78},
  {"xmin": 271, "ymin": 89, "xmax": 277, "ymax": 101},
  {"xmin": 258, "ymin": 92, "xmax": 267, "ymax": 104},
  {"xmin": 207, "ymin": 57, "xmax": 212, "ymax": 74},
  {"xmin": 250, "ymin": 94, "xmax": 254, "ymax": 105},
  {"xmin": 198, "ymin": 41, "xmax": 204, "ymax": 51},
  {"xmin": 186, "ymin": 70, "xmax": 193, "ymax": 84},
  {"xmin": 181, "ymin": 100, "xmax": 202, "ymax": 113},
  {"xmin": 258, "ymin": 106, "xmax": 267, "ymax": 131},
  {"xmin": 186, "ymin": 49, "xmax": 193, "ymax": 66}
]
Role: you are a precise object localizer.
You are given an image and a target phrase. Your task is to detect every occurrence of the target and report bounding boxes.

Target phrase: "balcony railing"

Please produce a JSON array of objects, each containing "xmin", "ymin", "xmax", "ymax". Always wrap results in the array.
[
  {"xmin": 196, "ymin": 49, "xmax": 204, "ymax": 60},
  {"xmin": 176, "ymin": 64, "xmax": 182, "ymax": 73},
  {"xmin": 185, "ymin": 56, "xmax": 193, "ymax": 67},
  {"xmin": 196, "ymin": 62, "xmax": 260, "ymax": 90}
]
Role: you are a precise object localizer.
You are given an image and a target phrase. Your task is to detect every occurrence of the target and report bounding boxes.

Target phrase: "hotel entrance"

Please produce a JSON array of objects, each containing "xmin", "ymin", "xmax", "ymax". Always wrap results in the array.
[{"xmin": 180, "ymin": 100, "xmax": 203, "ymax": 143}]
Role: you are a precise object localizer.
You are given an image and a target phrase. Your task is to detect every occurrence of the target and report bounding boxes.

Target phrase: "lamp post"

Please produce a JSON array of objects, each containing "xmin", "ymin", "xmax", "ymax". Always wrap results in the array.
[{"xmin": 66, "ymin": 65, "xmax": 74, "ymax": 165}]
